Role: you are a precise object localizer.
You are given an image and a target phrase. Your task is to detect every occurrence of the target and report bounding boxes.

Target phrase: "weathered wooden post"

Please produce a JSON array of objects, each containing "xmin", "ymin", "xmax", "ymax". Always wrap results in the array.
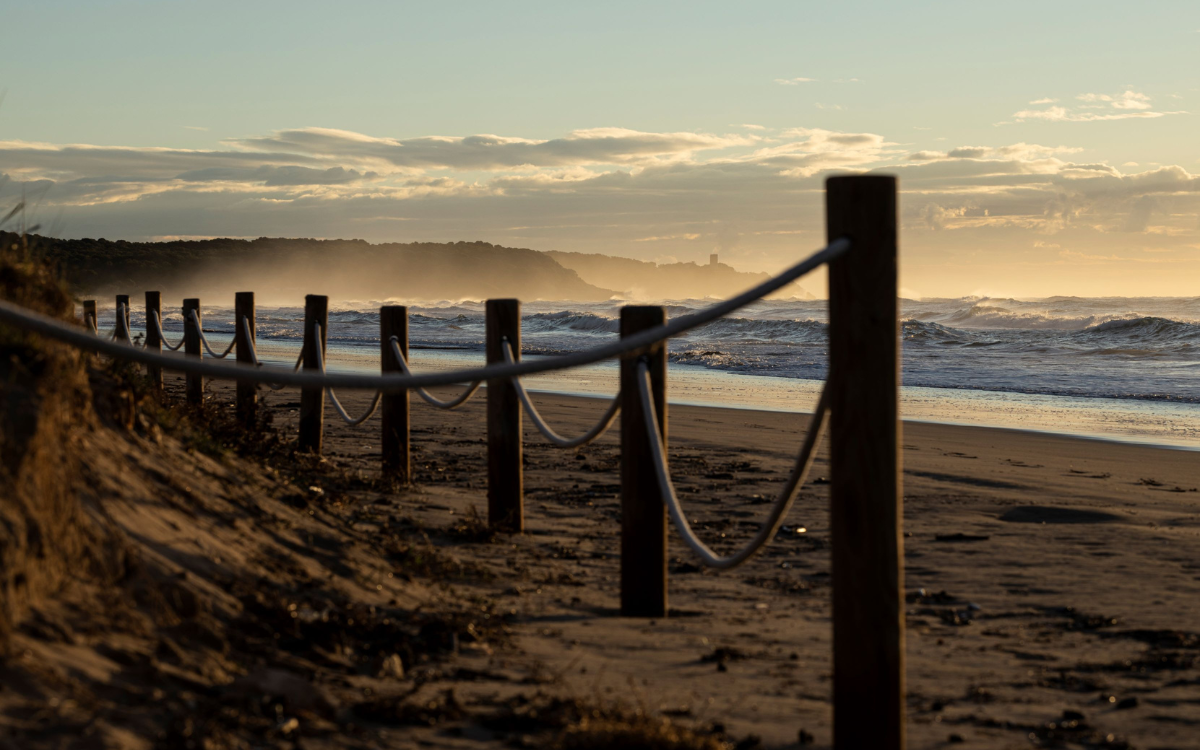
[
  {"xmin": 380, "ymin": 306, "xmax": 411, "ymax": 484},
  {"xmin": 299, "ymin": 294, "xmax": 328, "ymax": 453},
  {"xmin": 826, "ymin": 174, "xmax": 904, "ymax": 750},
  {"xmin": 183, "ymin": 298, "xmax": 203, "ymax": 404},
  {"xmin": 619, "ymin": 305, "xmax": 668, "ymax": 618},
  {"xmin": 486, "ymin": 299, "xmax": 522, "ymax": 532},
  {"xmin": 235, "ymin": 291, "xmax": 257, "ymax": 427},
  {"xmin": 83, "ymin": 300, "xmax": 97, "ymax": 333},
  {"xmin": 114, "ymin": 294, "xmax": 130, "ymax": 342},
  {"xmin": 145, "ymin": 291, "xmax": 162, "ymax": 390}
]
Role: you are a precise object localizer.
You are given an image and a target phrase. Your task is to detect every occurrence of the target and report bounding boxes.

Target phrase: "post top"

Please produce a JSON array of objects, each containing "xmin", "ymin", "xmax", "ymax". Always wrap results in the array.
[{"xmin": 826, "ymin": 173, "xmax": 897, "ymax": 187}]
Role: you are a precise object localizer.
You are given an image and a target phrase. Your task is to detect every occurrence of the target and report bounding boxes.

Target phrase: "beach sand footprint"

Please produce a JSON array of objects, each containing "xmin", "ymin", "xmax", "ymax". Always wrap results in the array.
[{"xmin": 999, "ymin": 505, "xmax": 1123, "ymax": 524}]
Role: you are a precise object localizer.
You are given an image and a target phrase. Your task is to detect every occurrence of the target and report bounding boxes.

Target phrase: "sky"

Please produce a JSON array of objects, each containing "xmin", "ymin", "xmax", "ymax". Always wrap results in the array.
[{"xmin": 2, "ymin": 0, "xmax": 1198, "ymax": 298}]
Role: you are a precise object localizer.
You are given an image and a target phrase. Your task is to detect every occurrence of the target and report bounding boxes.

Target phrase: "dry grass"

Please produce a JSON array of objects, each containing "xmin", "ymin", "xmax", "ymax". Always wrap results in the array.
[
  {"xmin": 480, "ymin": 695, "xmax": 736, "ymax": 750},
  {"xmin": 0, "ymin": 232, "xmax": 132, "ymax": 648}
]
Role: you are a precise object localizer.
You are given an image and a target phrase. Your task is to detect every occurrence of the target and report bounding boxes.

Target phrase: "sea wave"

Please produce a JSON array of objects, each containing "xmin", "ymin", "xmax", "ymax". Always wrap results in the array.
[{"xmin": 524, "ymin": 311, "xmax": 620, "ymax": 334}]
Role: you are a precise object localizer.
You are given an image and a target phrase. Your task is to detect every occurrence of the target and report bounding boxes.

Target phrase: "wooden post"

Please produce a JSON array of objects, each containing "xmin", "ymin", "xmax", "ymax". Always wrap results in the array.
[
  {"xmin": 83, "ymin": 300, "xmax": 97, "ymax": 333},
  {"xmin": 114, "ymin": 294, "xmax": 130, "ymax": 342},
  {"xmin": 299, "ymin": 294, "xmax": 328, "ymax": 454},
  {"xmin": 486, "ymin": 299, "xmax": 522, "ymax": 532},
  {"xmin": 380, "ymin": 306, "xmax": 411, "ymax": 483},
  {"xmin": 619, "ymin": 305, "xmax": 668, "ymax": 618},
  {"xmin": 183, "ymin": 298, "xmax": 203, "ymax": 404},
  {"xmin": 826, "ymin": 174, "xmax": 904, "ymax": 750},
  {"xmin": 145, "ymin": 291, "xmax": 162, "ymax": 390},
  {"xmin": 235, "ymin": 291, "xmax": 257, "ymax": 427}
]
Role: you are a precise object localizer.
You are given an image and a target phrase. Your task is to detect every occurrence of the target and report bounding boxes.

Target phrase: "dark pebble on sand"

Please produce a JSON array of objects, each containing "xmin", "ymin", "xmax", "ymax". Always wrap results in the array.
[
  {"xmin": 797, "ymin": 729, "xmax": 814, "ymax": 744},
  {"xmin": 934, "ymin": 533, "xmax": 990, "ymax": 542},
  {"xmin": 1116, "ymin": 697, "xmax": 1138, "ymax": 710},
  {"xmin": 948, "ymin": 734, "xmax": 965, "ymax": 743}
]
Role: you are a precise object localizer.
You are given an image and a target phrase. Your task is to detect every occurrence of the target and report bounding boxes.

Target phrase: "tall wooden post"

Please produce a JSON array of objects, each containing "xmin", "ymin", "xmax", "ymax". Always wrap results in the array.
[
  {"xmin": 380, "ymin": 306, "xmax": 411, "ymax": 483},
  {"xmin": 619, "ymin": 306, "xmax": 668, "ymax": 618},
  {"xmin": 183, "ymin": 298, "xmax": 203, "ymax": 404},
  {"xmin": 145, "ymin": 291, "xmax": 162, "ymax": 391},
  {"xmin": 299, "ymin": 294, "xmax": 328, "ymax": 453},
  {"xmin": 826, "ymin": 174, "xmax": 904, "ymax": 750},
  {"xmin": 115, "ymin": 294, "xmax": 130, "ymax": 342},
  {"xmin": 235, "ymin": 291, "xmax": 257, "ymax": 427},
  {"xmin": 486, "ymin": 299, "xmax": 522, "ymax": 532},
  {"xmin": 83, "ymin": 300, "xmax": 97, "ymax": 333}
]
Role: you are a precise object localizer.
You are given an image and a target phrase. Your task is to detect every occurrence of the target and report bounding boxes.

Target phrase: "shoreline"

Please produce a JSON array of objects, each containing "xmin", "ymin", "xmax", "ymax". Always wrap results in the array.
[{"xmin": 171, "ymin": 332, "xmax": 1200, "ymax": 449}]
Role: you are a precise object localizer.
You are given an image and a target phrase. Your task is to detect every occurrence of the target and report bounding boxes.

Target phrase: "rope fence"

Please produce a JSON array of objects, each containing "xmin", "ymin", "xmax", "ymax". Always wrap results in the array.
[{"xmin": 0, "ymin": 176, "xmax": 903, "ymax": 750}]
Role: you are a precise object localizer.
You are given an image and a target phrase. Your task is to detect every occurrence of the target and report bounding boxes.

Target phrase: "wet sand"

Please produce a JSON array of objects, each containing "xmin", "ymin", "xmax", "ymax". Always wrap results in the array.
[{"xmin": 244, "ymin": 381, "xmax": 1200, "ymax": 748}]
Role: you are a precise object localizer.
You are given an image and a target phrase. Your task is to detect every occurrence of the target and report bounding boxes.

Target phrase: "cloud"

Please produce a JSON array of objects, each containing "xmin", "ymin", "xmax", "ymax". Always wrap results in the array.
[
  {"xmin": 5, "ymin": 123, "xmax": 1200, "ymax": 295},
  {"xmin": 176, "ymin": 165, "xmax": 377, "ymax": 186},
  {"xmin": 232, "ymin": 127, "xmax": 752, "ymax": 171},
  {"xmin": 814, "ymin": 103, "xmax": 845, "ymax": 110},
  {"xmin": 1010, "ymin": 90, "xmax": 1186, "ymax": 123},
  {"xmin": 738, "ymin": 124, "xmax": 767, "ymax": 130},
  {"xmin": 774, "ymin": 77, "xmax": 816, "ymax": 85},
  {"xmin": 1029, "ymin": 98, "xmax": 1058, "ymax": 104},
  {"xmin": 633, "ymin": 233, "xmax": 701, "ymax": 242},
  {"xmin": 1077, "ymin": 91, "xmax": 1152, "ymax": 110},
  {"xmin": 183, "ymin": 126, "xmax": 209, "ymax": 132},
  {"xmin": 906, "ymin": 143, "xmax": 1083, "ymax": 162}
]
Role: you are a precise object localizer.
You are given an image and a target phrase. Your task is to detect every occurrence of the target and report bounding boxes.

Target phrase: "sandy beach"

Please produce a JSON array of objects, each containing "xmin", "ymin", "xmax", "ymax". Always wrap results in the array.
[{"xmin": 50, "ymin": 376, "xmax": 1189, "ymax": 749}]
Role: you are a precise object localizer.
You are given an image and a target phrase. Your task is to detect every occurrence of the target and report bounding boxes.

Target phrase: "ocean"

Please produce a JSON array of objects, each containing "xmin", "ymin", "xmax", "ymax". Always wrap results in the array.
[{"xmin": 105, "ymin": 295, "xmax": 1200, "ymax": 449}]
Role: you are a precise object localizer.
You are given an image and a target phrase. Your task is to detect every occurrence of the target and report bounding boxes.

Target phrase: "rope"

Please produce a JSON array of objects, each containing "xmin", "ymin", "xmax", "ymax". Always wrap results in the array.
[
  {"xmin": 238, "ymin": 316, "xmax": 303, "ymax": 390},
  {"xmin": 389, "ymin": 338, "xmax": 481, "ymax": 409},
  {"xmin": 636, "ymin": 359, "xmax": 829, "ymax": 570},
  {"xmin": 0, "ymin": 239, "xmax": 849, "ymax": 391},
  {"xmin": 502, "ymin": 339, "xmax": 619, "ymax": 448},
  {"xmin": 188, "ymin": 310, "xmax": 236, "ymax": 359},
  {"xmin": 313, "ymin": 322, "xmax": 381, "ymax": 425},
  {"xmin": 152, "ymin": 311, "xmax": 186, "ymax": 351}
]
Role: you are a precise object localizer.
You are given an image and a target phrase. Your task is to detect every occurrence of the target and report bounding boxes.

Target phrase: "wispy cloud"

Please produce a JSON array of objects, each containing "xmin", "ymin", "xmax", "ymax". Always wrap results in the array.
[
  {"xmin": 814, "ymin": 103, "xmax": 844, "ymax": 111},
  {"xmin": 1008, "ymin": 90, "xmax": 1185, "ymax": 123},
  {"xmin": 1077, "ymin": 91, "xmax": 1151, "ymax": 110},
  {"xmin": 633, "ymin": 233, "xmax": 701, "ymax": 242},
  {"xmin": 232, "ymin": 127, "xmax": 754, "ymax": 170},
  {"xmin": 1029, "ymin": 98, "xmax": 1057, "ymax": 104},
  {"xmin": 774, "ymin": 77, "xmax": 816, "ymax": 85},
  {"xmin": 183, "ymin": 126, "xmax": 209, "ymax": 131},
  {"xmin": 737, "ymin": 124, "xmax": 767, "ymax": 130}
]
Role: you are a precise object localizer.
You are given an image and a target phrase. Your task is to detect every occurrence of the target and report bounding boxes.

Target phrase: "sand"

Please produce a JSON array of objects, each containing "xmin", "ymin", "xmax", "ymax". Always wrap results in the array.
[
  {"xmin": 264, "ymin": 381, "xmax": 1200, "ymax": 748},
  {"xmin": 5, "ymin": 375, "xmax": 1199, "ymax": 749}
]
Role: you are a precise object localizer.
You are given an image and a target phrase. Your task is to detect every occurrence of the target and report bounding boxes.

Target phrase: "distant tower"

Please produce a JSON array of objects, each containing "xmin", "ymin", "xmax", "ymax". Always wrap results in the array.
[{"xmin": 709, "ymin": 252, "xmax": 718, "ymax": 266}]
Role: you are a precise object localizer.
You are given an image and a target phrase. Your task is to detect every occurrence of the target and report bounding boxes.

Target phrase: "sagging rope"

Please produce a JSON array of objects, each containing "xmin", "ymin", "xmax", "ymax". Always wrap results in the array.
[
  {"xmin": 151, "ymin": 310, "xmax": 186, "ymax": 351},
  {"xmin": 636, "ymin": 359, "xmax": 829, "ymax": 570},
  {"xmin": 502, "ymin": 339, "xmax": 619, "ymax": 448},
  {"xmin": 1, "ymin": 239, "xmax": 848, "ymax": 391},
  {"xmin": 187, "ymin": 309, "xmax": 236, "ymax": 359},
  {"xmin": 314, "ymin": 322, "xmax": 382, "ymax": 426},
  {"xmin": 239, "ymin": 316, "xmax": 303, "ymax": 390},
  {"xmin": 388, "ymin": 337, "xmax": 481, "ymax": 410}
]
